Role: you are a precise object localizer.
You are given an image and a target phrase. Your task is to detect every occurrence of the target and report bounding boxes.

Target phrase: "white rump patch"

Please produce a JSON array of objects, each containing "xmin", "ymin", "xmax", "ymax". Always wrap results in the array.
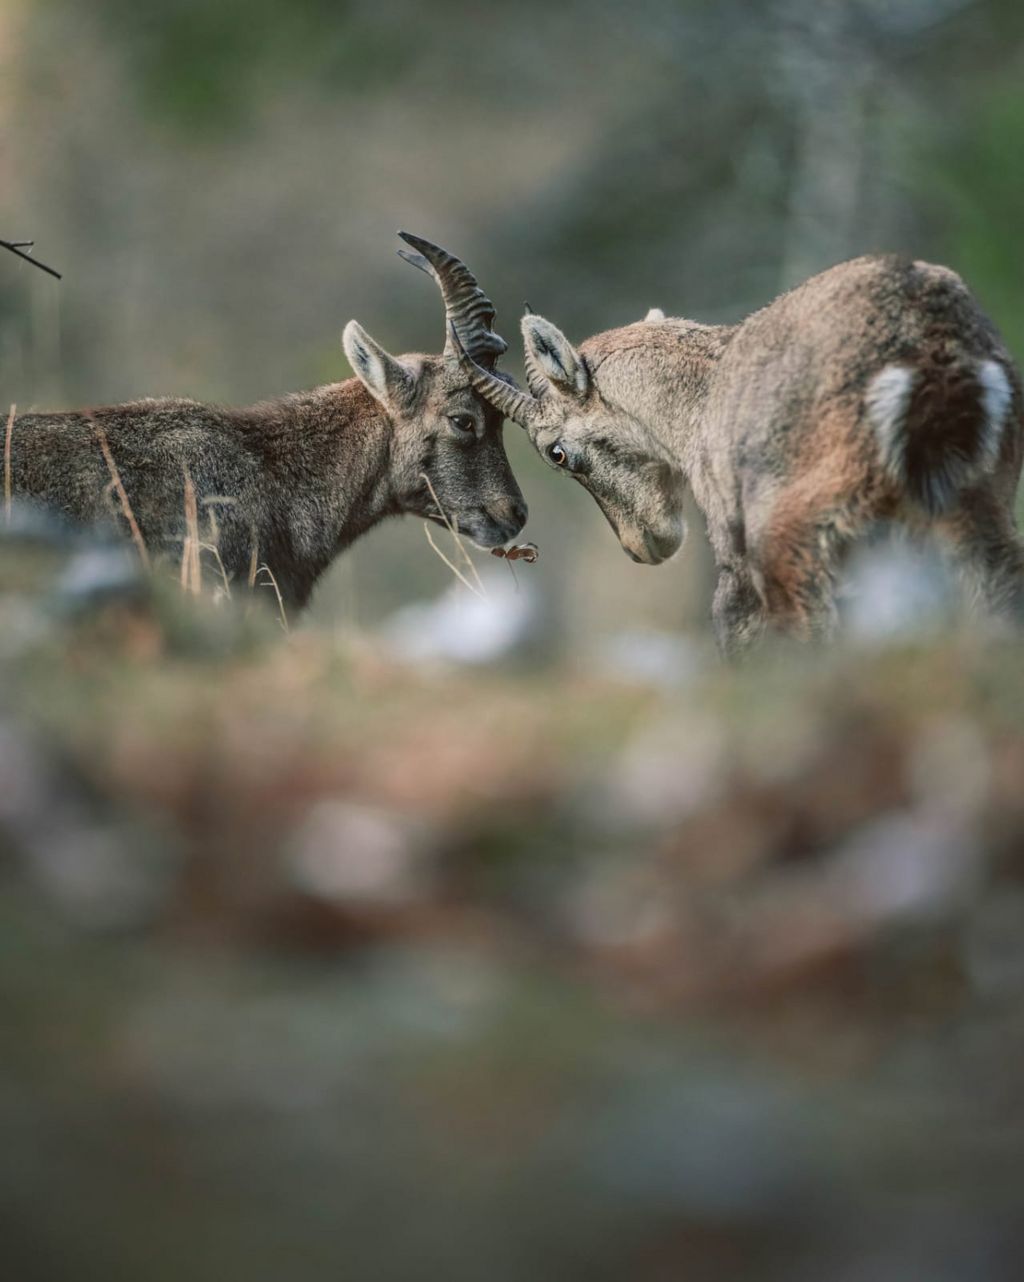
[
  {"xmin": 866, "ymin": 365, "xmax": 916, "ymax": 482},
  {"xmin": 867, "ymin": 358, "xmax": 1011, "ymax": 511},
  {"xmin": 644, "ymin": 307, "xmax": 665, "ymax": 323},
  {"xmin": 977, "ymin": 359, "xmax": 1012, "ymax": 472}
]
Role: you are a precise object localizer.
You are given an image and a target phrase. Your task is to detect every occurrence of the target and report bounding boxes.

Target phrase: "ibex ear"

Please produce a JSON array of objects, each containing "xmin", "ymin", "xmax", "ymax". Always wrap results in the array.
[
  {"xmin": 342, "ymin": 321, "xmax": 415, "ymax": 412},
  {"xmin": 521, "ymin": 314, "xmax": 589, "ymax": 399}
]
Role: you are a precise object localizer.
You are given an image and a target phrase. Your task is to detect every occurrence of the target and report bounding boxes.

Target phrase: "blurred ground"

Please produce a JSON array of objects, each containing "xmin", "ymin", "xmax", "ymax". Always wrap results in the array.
[{"xmin": 3, "ymin": 537, "xmax": 1024, "ymax": 1280}]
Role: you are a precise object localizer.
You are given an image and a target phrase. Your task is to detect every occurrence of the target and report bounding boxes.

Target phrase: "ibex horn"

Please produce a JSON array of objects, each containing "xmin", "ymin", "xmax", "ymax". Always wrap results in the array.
[
  {"xmin": 448, "ymin": 323, "xmax": 541, "ymax": 427},
  {"xmin": 397, "ymin": 231, "xmax": 507, "ymax": 369}
]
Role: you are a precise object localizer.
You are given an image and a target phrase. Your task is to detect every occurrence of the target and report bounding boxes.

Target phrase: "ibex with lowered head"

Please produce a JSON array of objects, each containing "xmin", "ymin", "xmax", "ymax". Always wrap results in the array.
[
  {"xmin": 456, "ymin": 255, "xmax": 1023, "ymax": 655},
  {"xmin": 5, "ymin": 234, "xmax": 526, "ymax": 612}
]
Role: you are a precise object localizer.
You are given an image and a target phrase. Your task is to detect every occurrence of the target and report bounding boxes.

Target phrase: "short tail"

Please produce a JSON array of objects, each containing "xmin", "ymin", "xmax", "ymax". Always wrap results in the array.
[{"xmin": 866, "ymin": 358, "xmax": 1013, "ymax": 513}]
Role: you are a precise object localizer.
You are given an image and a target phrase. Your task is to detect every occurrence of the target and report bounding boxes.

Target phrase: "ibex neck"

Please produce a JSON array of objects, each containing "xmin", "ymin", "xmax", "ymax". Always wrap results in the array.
[
  {"xmin": 244, "ymin": 379, "xmax": 394, "ymax": 565},
  {"xmin": 586, "ymin": 320, "xmax": 735, "ymax": 468}
]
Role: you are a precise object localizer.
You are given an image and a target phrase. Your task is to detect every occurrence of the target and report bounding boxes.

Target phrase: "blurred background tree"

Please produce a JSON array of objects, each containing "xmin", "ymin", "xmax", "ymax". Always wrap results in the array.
[{"xmin": 2, "ymin": 0, "xmax": 1022, "ymax": 641}]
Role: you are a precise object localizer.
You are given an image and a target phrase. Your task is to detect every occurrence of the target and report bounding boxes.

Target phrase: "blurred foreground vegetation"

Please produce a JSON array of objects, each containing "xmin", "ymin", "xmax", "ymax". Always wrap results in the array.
[{"xmin": 3, "ymin": 534, "xmax": 1024, "ymax": 1280}]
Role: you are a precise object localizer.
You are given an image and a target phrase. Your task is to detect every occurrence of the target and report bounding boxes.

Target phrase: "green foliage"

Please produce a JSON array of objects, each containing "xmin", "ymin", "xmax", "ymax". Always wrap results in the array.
[
  {"xmin": 82, "ymin": 0, "xmax": 415, "ymax": 131},
  {"xmin": 925, "ymin": 81, "xmax": 1024, "ymax": 361}
]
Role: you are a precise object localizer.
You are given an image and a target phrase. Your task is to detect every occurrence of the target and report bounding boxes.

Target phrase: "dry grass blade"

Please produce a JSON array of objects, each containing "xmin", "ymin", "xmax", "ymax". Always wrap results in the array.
[
  {"xmin": 199, "ymin": 544, "xmax": 232, "ymax": 601},
  {"xmin": 90, "ymin": 414, "xmax": 151, "ymax": 571},
  {"xmin": 201, "ymin": 505, "xmax": 232, "ymax": 601},
  {"xmin": 419, "ymin": 471, "xmax": 486, "ymax": 596},
  {"xmin": 422, "ymin": 521, "xmax": 487, "ymax": 600},
  {"xmin": 181, "ymin": 463, "xmax": 202, "ymax": 595},
  {"xmin": 4, "ymin": 403, "xmax": 15, "ymax": 525},
  {"xmin": 248, "ymin": 526, "xmax": 259, "ymax": 592},
  {"xmin": 257, "ymin": 562, "xmax": 289, "ymax": 632}
]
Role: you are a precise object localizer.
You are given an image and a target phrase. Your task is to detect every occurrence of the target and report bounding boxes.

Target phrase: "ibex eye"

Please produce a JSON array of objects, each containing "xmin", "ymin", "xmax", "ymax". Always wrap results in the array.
[
  {"xmin": 448, "ymin": 413, "xmax": 475, "ymax": 434},
  {"xmin": 548, "ymin": 443, "xmax": 569, "ymax": 468}
]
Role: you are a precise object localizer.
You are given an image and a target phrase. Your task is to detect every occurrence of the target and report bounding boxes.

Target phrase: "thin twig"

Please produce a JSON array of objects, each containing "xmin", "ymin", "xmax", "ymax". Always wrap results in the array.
[
  {"xmin": 422, "ymin": 521, "xmax": 487, "ymax": 600},
  {"xmin": 257, "ymin": 563, "xmax": 289, "ymax": 632},
  {"xmin": 90, "ymin": 415, "xmax": 150, "ymax": 571},
  {"xmin": 4, "ymin": 404, "xmax": 15, "ymax": 525},
  {"xmin": 419, "ymin": 471, "xmax": 486, "ymax": 596},
  {"xmin": 0, "ymin": 238, "xmax": 62, "ymax": 280}
]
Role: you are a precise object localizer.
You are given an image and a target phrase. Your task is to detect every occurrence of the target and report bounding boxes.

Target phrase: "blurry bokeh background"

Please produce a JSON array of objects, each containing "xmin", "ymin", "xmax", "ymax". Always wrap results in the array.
[
  {"xmin": 4, "ymin": 4, "xmax": 1024, "ymax": 1279},
  {"xmin": 5, "ymin": 0, "xmax": 1023, "ymax": 645}
]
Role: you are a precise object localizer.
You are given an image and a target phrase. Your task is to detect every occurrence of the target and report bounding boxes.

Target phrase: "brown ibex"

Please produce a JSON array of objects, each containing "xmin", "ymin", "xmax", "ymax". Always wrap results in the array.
[
  {"xmin": 455, "ymin": 255, "xmax": 1023, "ymax": 656},
  {"xmin": 5, "ymin": 234, "xmax": 527, "ymax": 612}
]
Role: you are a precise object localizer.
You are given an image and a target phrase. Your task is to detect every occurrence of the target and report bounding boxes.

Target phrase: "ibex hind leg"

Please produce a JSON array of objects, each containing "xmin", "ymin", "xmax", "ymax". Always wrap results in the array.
[
  {"xmin": 757, "ymin": 507, "xmax": 858, "ymax": 645},
  {"xmin": 935, "ymin": 491, "xmax": 1024, "ymax": 628}
]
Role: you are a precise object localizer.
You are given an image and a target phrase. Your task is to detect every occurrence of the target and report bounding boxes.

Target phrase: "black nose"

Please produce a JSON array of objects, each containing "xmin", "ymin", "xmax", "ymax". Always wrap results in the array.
[
  {"xmin": 493, "ymin": 497, "xmax": 528, "ymax": 538},
  {"xmin": 642, "ymin": 530, "xmax": 678, "ymax": 564}
]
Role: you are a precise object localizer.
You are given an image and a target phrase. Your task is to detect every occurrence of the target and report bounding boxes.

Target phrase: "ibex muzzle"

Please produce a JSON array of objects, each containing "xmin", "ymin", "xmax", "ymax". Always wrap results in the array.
[
  {"xmin": 458, "ymin": 255, "xmax": 1024, "ymax": 655},
  {"xmin": 7, "ymin": 234, "xmax": 526, "ymax": 612}
]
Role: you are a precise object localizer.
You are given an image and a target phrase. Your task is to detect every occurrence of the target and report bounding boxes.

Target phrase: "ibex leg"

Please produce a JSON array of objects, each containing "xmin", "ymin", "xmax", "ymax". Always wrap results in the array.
[
  {"xmin": 755, "ymin": 502, "xmax": 855, "ymax": 644},
  {"xmin": 712, "ymin": 565, "xmax": 766, "ymax": 660},
  {"xmin": 935, "ymin": 492, "xmax": 1024, "ymax": 626}
]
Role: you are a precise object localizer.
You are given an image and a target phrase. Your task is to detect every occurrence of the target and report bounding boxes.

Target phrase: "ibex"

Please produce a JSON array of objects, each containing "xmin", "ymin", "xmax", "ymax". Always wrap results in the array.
[
  {"xmin": 455, "ymin": 255, "xmax": 1024, "ymax": 655},
  {"xmin": 4, "ymin": 234, "xmax": 526, "ymax": 612}
]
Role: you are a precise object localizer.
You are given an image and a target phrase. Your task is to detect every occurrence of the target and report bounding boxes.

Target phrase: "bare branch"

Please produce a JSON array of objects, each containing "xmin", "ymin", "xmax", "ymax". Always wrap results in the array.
[{"xmin": 1, "ymin": 237, "xmax": 62, "ymax": 280}]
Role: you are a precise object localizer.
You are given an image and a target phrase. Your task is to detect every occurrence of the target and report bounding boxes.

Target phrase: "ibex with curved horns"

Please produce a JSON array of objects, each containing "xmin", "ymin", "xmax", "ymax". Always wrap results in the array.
[
  {"xmin": 457, "ymin": 255, "xmax": 1023, "ymax": 656},
  {"xmin": 6, "ymin": 233, "xmax": 526, "ymax": 612}
]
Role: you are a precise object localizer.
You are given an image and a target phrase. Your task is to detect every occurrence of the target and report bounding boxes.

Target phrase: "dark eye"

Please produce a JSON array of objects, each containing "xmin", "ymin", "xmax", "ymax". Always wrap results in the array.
[
  {"xmin": 448, "ymin": 413, "xmax": 475, "ymax": 434},
  {"xmin": 548, "ymin": 442, "xmax": 569, "ymax": 468}
]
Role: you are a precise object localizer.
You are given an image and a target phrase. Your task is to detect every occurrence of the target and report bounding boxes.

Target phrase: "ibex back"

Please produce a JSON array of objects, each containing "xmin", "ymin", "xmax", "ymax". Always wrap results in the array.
[
  {"xmin": 457, "ymin": 255, "xmax": 1023, "ymax": 656},
  {"xmin": 6, "ymin": 234, "xmax": 527, "ymax": 613}
]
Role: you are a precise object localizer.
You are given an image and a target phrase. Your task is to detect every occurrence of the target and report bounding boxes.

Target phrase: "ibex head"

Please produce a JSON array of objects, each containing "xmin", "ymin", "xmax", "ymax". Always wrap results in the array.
[
  {"xmin": 453, "ymin": 311, "xmax": 686, "ymax": 564},
  {"xmin": 342, "ymin": 234, "xmax": 527, "ymax": 549}
]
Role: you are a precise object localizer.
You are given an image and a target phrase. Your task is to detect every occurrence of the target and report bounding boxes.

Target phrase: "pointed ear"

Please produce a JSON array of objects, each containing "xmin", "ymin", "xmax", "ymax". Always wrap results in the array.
[
  {"xmin": 521, "ymin": 314, "xmax": 588, "ymax": 399},
  {"xmin": 644, "ymin": 307, "xmax": 665, "ymax": 322},
  {"xmin": 342, "ymin": 321, "xmax": 415, "ymax": 411}
]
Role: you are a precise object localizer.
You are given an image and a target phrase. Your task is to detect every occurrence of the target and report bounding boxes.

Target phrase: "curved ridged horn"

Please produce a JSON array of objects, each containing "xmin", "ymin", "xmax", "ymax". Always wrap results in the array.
[
  {"xmin": 397, "ymin": 231, "xmax": 508, "ymax": 369},
  {"xmin": 448, "ymin": 324, "xmax": 541, "ymax": 427}
]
